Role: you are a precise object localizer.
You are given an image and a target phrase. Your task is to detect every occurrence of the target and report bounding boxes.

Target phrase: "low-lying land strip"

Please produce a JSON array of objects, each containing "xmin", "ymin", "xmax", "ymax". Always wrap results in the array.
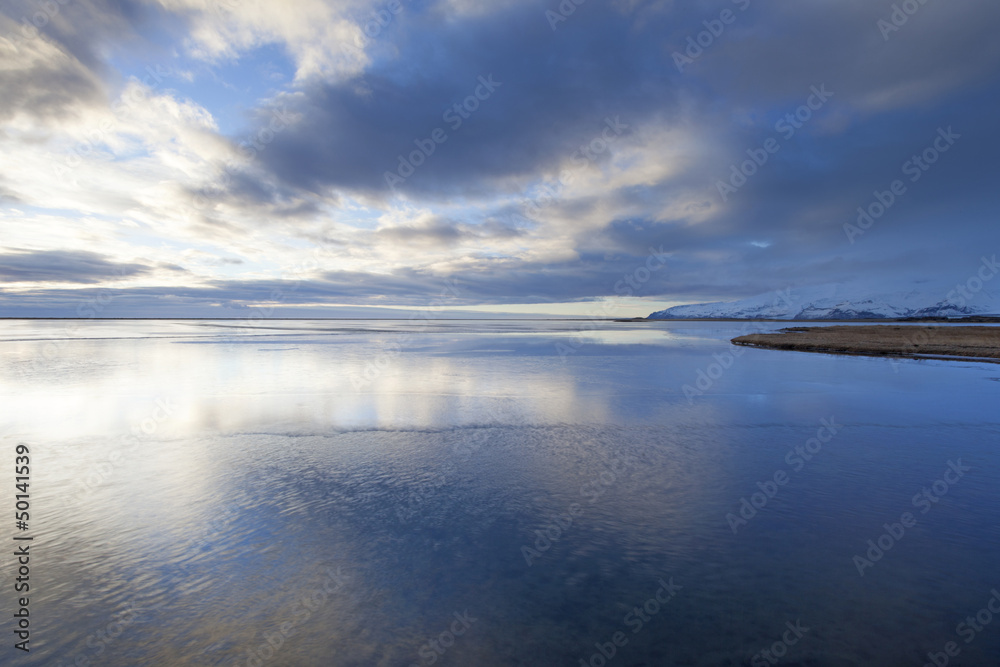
[{"xmin": 731, "ymin": 325, "xmax": 1000, "ymax": 363}]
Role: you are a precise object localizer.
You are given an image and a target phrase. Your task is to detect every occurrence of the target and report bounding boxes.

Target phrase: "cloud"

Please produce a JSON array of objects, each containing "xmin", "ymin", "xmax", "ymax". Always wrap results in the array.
[
  {"xmin": 0, "ymin": 15, "xmax": 106, "ymax": 125},
  {"xmin": 0, "ymin": 249, "xmax": 158, "ymax": 284},
  {"xmin": 0, "ymin": 0, "xmax": 168, "ymax": 126},
  {"xmin": 2, "ymin": 0, "xmax": 1000, "ymax": 314},
  {"xmin": 375, "ymin": 215, "xmax": 526, "ymax": 247},
  {"xmin": 155, "ymin": 0, "xmax": 371, "ymax": 82},
  {"xmin": 175, "ymin": 2, "xmax": 675, "ymax": 206},
  {"xmin": 204, "ymin": 1, "xmax": 1000, "ymax": 205}
]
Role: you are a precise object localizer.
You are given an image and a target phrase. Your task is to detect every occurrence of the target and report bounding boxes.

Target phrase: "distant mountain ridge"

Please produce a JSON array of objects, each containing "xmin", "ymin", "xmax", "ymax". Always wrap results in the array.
[{"xmin": 648, "ymin": 285, "xmax": 1000, "ymax": 320}]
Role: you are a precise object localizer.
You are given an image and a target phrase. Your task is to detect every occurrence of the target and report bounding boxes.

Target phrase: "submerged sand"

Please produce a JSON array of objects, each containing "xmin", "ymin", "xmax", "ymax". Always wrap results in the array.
[{"xmin": 731, "ymin": 325, "xmax": 1000, "ymax": 363}]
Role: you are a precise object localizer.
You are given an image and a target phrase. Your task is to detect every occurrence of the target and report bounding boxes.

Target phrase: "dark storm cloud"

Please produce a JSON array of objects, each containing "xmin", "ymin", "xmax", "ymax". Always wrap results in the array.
[
  {"xmin": 695, "ymin": 79, "xmax": 1000, "ymax": 280},
  {"xmin": 688, "ymin": 1, "xmax": 1000, "ymax": 109},
  {"xmin": 249, "ymin": 1, "xmax": 664, "ymax": 198},
  {"xmin": 0, "ymin": 249, "xmax": 155, "ymax": 283},
  {"xmin": 187, "ymin": 168, "xmax": 323, "ymax": 224},
  {"xmin": 230, "ymin": 1, "xmax": 1000, "ymax": 203},
  {"xmin": 187, "ymin": 0, "xmax": 1000, "ymax": 308},
  {"xmin": 0, "ymin": 19, "xmax": 104, "ymax": 123},
  {"xmin": 0, "ymin": 0, "xmax": 166, "ymax": 123},
  {"xmin": 375, "ymin": 216, "xmax": 526, "ymax": 246}
]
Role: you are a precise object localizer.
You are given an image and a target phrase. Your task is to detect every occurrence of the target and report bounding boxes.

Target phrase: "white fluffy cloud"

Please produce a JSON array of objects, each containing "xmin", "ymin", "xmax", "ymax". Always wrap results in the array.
[{"xmin": 156, "ymin": 0, "xmax": 372, "ymax": 82}]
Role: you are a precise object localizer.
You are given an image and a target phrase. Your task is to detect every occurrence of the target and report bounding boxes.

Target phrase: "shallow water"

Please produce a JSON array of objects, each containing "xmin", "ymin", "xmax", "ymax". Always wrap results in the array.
[{"xmin": 2, "ymin": 319, "xmax": 998, "ymax": 666}]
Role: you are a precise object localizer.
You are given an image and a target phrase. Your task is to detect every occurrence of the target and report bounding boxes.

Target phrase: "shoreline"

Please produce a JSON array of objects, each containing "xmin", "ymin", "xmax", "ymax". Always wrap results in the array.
[{"xmin": 731, "ymin": 325, "xmax": 1000, "ymax": 364}]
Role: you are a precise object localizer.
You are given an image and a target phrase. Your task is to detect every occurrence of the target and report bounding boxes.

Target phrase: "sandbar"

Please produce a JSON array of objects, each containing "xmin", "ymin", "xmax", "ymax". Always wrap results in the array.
[{"xmin": 731, "ymin": 325, "xmax": 1000, "ymax": 363}]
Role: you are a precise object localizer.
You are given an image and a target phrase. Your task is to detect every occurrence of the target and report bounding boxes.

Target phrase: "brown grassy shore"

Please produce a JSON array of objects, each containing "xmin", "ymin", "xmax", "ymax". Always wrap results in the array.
[{"xmin": 731, "ymin": 325, "xmax": 1000, "ymax": 363}]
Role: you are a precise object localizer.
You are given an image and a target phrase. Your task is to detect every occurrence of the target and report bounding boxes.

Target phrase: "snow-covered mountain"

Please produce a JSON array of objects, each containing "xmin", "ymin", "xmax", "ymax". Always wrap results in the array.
[{"xmin": 647, "ymin": 284, "xmax": 1000, "ymax": 320}]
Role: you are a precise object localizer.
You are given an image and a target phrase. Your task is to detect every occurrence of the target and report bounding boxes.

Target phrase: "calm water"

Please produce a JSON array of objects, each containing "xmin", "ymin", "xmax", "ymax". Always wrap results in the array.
[{"xmin": 1, "ymin": 319, "xmax": 998, "ymax": 666}]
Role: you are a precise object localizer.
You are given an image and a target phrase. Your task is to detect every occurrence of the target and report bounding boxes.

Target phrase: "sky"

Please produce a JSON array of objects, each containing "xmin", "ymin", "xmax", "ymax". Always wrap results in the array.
[{"xmin": 1, "ymin": 0, "xmax": 999, "ymax": 318}]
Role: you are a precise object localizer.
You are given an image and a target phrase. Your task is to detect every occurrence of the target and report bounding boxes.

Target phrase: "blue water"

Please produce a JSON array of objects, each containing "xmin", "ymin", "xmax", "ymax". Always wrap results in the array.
[{"xmin": 1, "ymin": 319, "xmax": 998, "ymax": 666}]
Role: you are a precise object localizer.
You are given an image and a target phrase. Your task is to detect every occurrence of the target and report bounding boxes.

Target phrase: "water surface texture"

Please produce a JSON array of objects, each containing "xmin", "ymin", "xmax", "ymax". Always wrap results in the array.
[{"xmin": 2, "ymin": 319, "xmax": 998, "ymax": 666}]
